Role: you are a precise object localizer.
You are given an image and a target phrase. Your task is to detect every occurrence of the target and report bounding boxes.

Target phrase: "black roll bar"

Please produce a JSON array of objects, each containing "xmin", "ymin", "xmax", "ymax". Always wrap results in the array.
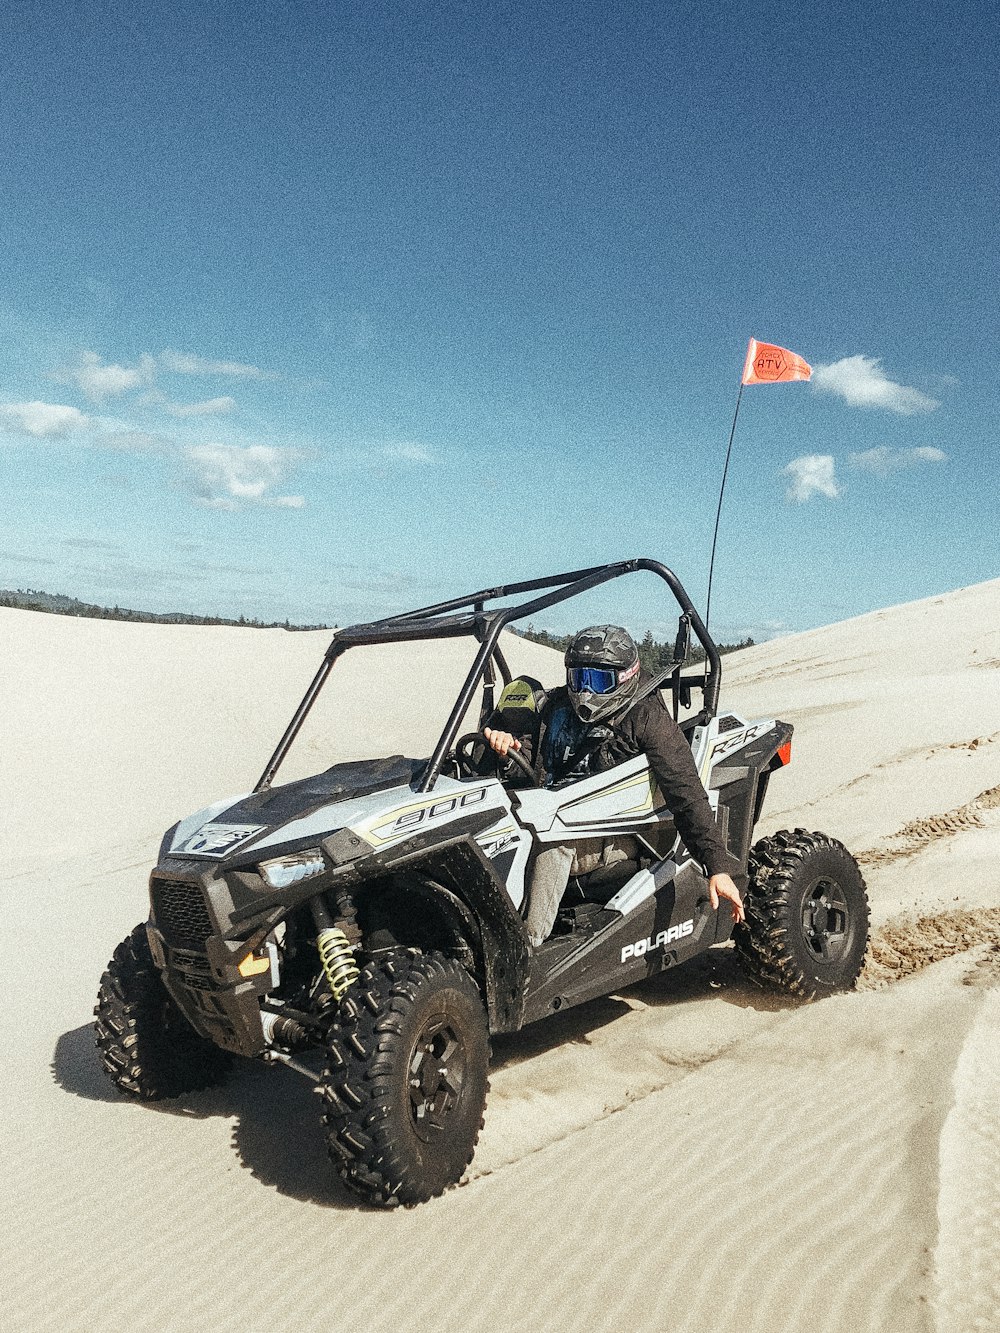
[
  {"xmin": 256, "ymin": 648, "xmax": 343, "ymax": 791},
  {"xmin": 253, "ymin": 557, "xmax": 721, "ymax": 793}
]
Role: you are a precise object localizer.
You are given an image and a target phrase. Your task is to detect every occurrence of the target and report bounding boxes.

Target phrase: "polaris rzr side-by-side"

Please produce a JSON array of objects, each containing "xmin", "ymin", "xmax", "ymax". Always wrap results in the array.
[{"xmin": 95, "ymin": 558, "xmax": 870, "ymax": 1206}]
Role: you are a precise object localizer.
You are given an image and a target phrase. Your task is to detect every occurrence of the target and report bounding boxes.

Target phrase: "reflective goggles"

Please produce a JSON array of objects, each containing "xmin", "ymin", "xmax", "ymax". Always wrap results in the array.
[{"xmin": 567, "ymin": 666, "xmax": 619, "ymax": 695}]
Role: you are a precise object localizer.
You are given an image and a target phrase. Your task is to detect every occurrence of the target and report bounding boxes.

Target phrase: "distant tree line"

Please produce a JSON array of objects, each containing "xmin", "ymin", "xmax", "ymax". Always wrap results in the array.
[
  {"xmin": 519, "ymin": 625, "xmax": 755, "ymax": 668},
  {"xmin": 0, "ymin": 588, "xmax": 331, "ymax": 631},
  {"xmin": 1, "ymin": 586, "xmax": 756, "ymax": 653}
]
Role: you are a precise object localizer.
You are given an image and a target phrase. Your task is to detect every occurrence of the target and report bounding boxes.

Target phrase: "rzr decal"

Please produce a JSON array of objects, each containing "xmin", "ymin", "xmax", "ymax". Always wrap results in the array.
[
  {"xmin": 496, "ymin": 680, "xmax": 537, "ymax": 711},
  {"xmin": 711, "ymin": 723, "xmax": 767, "ymax": 759},
  {"xmin": 179, "ymin": 823, "xmax": 266, "ymax": 856}
]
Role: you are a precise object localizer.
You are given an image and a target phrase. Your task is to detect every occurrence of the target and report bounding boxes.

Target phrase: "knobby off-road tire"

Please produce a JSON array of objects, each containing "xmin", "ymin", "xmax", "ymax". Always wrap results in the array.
[
  {"xmin": 735, "ymin": 829, "xmax": 870, "ymax": 999},
  {"xmin": 321, "ymin": 949, "xmax": 490, "ymax": 1207},
  {"xmin": 94, "ymin": 923, "xmax": 233, "ymax": 1099}
]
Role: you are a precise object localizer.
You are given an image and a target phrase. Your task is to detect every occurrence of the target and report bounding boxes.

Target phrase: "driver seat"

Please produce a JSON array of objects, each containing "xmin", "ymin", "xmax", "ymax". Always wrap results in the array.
[{"xmin": 482, "ymin": 676, "xmax": 548, "ymax": 784}]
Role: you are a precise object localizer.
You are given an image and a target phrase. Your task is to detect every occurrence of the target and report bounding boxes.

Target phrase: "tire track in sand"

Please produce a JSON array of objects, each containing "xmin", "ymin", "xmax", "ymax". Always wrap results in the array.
[
  {"xmin": 858, "ymin": 784, "xmax": 1000, "ymax": 867},
  {"xmin": 429, "ymin": 966, "xmax": 977, "ymax": 1333},
  {"xmin": 860, "ymin": 909, "xmax": 1000, "ymax": 989}
]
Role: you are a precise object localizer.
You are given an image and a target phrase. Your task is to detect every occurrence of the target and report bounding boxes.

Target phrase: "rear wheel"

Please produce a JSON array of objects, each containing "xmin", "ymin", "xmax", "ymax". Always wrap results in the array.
[
  {"xmin": 321, "ymin": 949, "xmax": 490, "ymax": 1207},
  {"xmin": 94, "ymin": 923, "xmax": 232, "ymax": 1098},
  {"xmin": 735, "ymin": 829, "xmax": 869, "ymax": 999}
]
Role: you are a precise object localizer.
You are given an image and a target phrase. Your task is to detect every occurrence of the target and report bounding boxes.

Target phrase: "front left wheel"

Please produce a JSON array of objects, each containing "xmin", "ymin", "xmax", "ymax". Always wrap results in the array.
[{"xmin": 321, "ymin": 949, "xmax": 490, "ymax": 1207}]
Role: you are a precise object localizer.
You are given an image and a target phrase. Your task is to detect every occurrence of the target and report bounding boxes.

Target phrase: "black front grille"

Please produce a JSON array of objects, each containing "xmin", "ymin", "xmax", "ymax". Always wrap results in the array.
[
  {"xmin": 170, "ymin": 948, "xmax": 216, "ymax": 991},
  {"xmin": 171, "ymin": 949, "xmax": 212, "ymax": 973},
  {"xmin": 152, "ymin": 879, "xmax": 214, "ymax": 948},
  {"xmin": 179, "ymin": 972, "xmax": 217, "ymax": 992}
]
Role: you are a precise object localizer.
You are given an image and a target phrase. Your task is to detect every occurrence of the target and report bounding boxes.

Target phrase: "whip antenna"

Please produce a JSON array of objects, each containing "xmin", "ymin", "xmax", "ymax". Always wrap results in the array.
[
  {"xmin": 704, "ymin": 381, "xmax": 745, "ymax": 632},
  {"xmin": 705, "ymin": 336, "xmax": 813, "ymax": 632}
]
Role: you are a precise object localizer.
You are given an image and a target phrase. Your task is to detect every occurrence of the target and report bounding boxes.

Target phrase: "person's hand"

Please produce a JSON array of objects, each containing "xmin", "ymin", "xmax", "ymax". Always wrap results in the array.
[
  {"xmin": 708, "ymin": 872, "xmax": 745, "ymax": 923},
  {"xmin": 483, "ymin": 727, "xmax": 521, "ymax": 757}
]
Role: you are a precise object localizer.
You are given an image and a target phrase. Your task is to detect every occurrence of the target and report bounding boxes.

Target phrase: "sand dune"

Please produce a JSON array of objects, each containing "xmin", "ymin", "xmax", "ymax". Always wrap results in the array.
[
  {"xmin": 2, "ymin": 578, "xmax": 998, "ymax": 1332},
  {"xmin": 0, "ymin": 609, "xmax": 563, "ymax": 869}
]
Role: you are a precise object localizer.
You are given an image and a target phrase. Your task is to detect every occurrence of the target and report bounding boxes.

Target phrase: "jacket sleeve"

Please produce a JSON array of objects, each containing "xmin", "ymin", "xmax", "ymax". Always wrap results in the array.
[{"xmin": 632, "ymin": 707, "xmax": 733, "ymax": 877}]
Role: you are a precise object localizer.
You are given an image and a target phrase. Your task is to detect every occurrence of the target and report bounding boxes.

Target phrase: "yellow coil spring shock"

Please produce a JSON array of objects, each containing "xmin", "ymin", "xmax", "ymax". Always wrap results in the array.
[{"xmin": 317, "ymin": 927, "xmax": 359, "ymax": 1001}]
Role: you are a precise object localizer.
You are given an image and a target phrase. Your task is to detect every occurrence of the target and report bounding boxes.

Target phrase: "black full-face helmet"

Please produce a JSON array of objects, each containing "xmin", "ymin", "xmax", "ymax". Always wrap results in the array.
[{"xmin": 564, "ymin": 624, "xmax": 641, "ymax": 723}]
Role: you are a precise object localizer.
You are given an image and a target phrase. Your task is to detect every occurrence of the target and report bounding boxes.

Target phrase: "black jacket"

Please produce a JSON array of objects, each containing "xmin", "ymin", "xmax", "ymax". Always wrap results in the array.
[{"xmin": 490, "ymin": 682, "xmax": 732, "ymax": 878}]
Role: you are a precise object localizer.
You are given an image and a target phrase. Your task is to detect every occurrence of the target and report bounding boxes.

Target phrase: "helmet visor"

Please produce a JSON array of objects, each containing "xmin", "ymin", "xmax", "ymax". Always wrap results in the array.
[{"xmin": 567, "ymin": 666, "xmax": 618, "ymax": 695}]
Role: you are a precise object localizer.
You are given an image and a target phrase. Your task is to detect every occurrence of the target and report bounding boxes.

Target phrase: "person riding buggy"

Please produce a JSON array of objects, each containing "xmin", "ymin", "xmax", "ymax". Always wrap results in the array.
[{"xmin": 480, "ymin": 624, "xmax": 745, "ymax": 946}]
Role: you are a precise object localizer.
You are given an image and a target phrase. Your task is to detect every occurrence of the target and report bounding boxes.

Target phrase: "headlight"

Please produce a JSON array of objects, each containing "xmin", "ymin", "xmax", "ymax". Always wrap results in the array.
[{"xmin": 258, "ymin": 849, "xmax": 326, "ymax": 891}]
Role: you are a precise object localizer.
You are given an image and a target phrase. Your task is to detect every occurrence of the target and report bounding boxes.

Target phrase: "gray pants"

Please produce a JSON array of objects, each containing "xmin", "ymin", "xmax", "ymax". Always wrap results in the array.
[{"xmin": 525, "ymin": 837, "xmax": 637, "ymax": 947}]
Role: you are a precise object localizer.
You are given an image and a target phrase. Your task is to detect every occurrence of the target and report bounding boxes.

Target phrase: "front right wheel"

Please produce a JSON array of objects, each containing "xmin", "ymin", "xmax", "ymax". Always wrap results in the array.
[
  {"xmin": 321, "ymin": 949, "xmax": 490, "ymax": 1207},
  {"xmin": 94, "ymin": 923, "xmax": 232, "ymax": 1098},
  {"xmin": 735, "ymin": 829, "xmax": 869, "ymax": 999}
]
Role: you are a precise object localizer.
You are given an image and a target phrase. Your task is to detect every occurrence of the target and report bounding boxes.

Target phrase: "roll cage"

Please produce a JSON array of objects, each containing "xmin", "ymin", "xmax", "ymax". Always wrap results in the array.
[{"xmin": 256, "ymin": 557, "xmax": 722, "ymax": 795}]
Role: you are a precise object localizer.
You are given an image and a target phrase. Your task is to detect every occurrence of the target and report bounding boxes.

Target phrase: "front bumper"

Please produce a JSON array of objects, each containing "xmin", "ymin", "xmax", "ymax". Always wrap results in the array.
[{"xmin": 146, "ymin": 868, "xmax": 275, "ymax": 1056}]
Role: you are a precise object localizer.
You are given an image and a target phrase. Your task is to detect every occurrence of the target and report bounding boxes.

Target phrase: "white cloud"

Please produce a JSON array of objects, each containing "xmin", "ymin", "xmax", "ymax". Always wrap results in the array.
[
  {"xmin": 160, "ymin": 349, "xmax": 274, "ymax": 380},
  {"xmin": 0, "ymin": 400, "xmax": 88, "ymax": 438},
  {"xmin": 52, "ymin": 346, "xmax": 276, "ymax": 409},
  {"xmin": 782, "ymin": 454, "xmax": 841, "ymax": 503},
  {"xmin": 96, "ymin": 430, "xmax": 172, "ymax": 455},
  {"xmin": 339, "ymin": 441, "xmax": 438, "ymax": 468},
  {"xmin": 812, "ymin": 356, "xmax": 938, "ymax": 414},
  {"xmin": 91, "ymin": 429, "xmax": 305, "ymax": 512},
  {"xmin": 164, "ymin": 396, "xmax": 237, "ymax": 418},
  {"xmin": 183, "ymin": 443, "xmax": 304, "ymax": 510},
  {"xmin": 849, "ymin": 445, "xmax": 949, "ymax": 476},
  {"xmin": 69, "ymin": 350, "xmax": 156, "ymax": 402},
  {"xmin": 383, "ymin": 442, "xmax": 435, "ymax": 464}
]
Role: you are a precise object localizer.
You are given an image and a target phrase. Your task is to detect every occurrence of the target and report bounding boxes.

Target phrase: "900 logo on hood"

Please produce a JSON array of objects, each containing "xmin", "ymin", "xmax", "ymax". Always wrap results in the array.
[{"xmin": 179, "ymin": 823, "xmax": 266, "ymax": 856}]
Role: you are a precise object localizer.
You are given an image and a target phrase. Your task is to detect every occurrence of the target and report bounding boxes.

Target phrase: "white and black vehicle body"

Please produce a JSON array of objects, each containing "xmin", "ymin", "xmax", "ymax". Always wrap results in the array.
[{"xmin": 96, "ymin": 558, "xmax": 869, "ymax": 1206}]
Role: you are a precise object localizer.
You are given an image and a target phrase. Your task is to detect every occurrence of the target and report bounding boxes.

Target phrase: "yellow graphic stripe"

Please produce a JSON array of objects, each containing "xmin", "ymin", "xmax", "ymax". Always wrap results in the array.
[
  {"xmin": 563, "ymin": 770, "xmax": 657, "ymax": 818},
  {"xmin": 476, "ymin": 823, "xmax": 516, "ymax": 843}
]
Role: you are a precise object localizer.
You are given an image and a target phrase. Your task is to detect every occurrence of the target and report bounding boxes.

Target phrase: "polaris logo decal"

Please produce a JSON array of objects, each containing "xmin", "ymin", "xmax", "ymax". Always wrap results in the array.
[
  {"xmin": 180, "ymin": 823, "xmax": 266, "ymax": 856},
  {"xmin": 621, "ymin": 919, "xmax": 694, "ymax": 963}
]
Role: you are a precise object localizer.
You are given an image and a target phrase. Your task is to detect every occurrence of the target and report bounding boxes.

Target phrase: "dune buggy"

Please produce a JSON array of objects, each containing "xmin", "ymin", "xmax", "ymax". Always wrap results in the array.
[{"xmin": 95, "ymin": 557, "xmax": 869, "ymax": 1205}]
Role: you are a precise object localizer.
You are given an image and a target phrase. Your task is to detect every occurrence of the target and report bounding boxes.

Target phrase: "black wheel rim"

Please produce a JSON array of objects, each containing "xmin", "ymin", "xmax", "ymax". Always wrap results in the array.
[
  {"xmin": 800, "ymin": 876, "xmax": 851, "ymax": 964},
  {"xmin": 408, "ymin": 1011, "xmax": 467, "ymax": 1143}
]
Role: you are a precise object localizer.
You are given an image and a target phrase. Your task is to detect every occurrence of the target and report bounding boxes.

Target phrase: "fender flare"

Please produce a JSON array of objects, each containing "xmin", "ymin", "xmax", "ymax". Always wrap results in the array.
[{"xmin": 380, "ymin": 836, "xmax": 531, "ymax": 1033}]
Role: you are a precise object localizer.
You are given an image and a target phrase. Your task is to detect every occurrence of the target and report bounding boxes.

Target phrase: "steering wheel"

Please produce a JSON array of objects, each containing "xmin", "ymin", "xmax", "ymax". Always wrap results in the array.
[{"xmin": 454, "ymin": 731, "xmax": 542, "ymax": 787}]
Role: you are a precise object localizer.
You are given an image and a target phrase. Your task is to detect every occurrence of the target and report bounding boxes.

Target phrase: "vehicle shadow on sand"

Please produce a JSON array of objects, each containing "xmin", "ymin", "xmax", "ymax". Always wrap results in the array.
[
  {"xmin": 492, "ymin": 945, "xmax": 793, "ymax": 1068},
  {"xmin": 53, "ymin": 953, "xmax": 792, "ymax": 1209},
  {"xmin": 632, "ymin": 943, "xmax": 799, "ymax": 1014},
  {"xmin": 52, "ymin": 1023, "xmax": 354, "ymax": 1210}
]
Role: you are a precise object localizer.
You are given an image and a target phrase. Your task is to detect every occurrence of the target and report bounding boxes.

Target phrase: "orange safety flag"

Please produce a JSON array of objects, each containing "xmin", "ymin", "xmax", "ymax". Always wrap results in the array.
[{"xmin": 741, "ymin": 338, "xmax": 812, "ymax": 385}]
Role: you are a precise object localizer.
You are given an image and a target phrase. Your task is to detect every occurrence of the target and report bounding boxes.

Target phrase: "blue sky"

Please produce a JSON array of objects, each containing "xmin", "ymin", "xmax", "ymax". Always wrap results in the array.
[{"xmin": 2, "ymin": 0, "xmax": 997, "ymax": 640}]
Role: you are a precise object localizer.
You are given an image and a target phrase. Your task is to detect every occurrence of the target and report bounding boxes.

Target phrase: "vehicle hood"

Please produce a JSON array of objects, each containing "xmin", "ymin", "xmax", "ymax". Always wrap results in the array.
[{"xmin": 164, "ymin": 755, "xmax": 425, "ymax": 862}]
